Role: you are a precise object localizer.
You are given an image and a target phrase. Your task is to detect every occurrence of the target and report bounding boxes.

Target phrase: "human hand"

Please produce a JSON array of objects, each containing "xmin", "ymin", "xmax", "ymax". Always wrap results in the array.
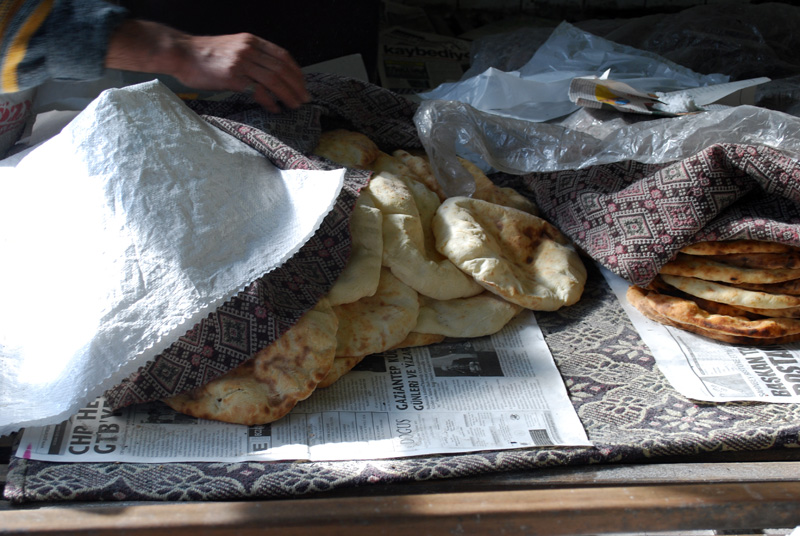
[
  {"xmin": 174, "ymin": 33, "xmax": 311, "ymax": 113},
  {"xmin": 106, "ymin": 20, "xmax": 311, "ymax": 113}
]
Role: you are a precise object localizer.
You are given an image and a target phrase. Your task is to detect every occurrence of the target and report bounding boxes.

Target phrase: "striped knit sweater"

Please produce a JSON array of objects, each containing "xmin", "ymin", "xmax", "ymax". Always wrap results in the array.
[{"xmin": 0, "ymin": 0, "xmax": 126, "ymax": 93}]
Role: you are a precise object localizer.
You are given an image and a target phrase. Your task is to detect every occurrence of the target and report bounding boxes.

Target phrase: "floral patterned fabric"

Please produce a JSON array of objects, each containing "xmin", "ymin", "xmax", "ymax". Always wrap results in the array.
[
  {"xmin": 7, "ymin": 74, "xmax": 800, "ymax": 504},
  {"xmin": 6, "ymin": 266, "xmax": 800, "ymax": 504},
  {"xmin": 511, "ymin": 144, "xmax": 800, "ymax": 286}
]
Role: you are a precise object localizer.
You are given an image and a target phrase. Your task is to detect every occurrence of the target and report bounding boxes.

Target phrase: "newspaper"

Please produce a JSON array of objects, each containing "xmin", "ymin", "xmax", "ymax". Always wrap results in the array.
[
  {"xmin": 378, "ymin": 27, "xmax": 471, "ymax": 96},
  {"xmin": 603, "ymin": 266, "xmax": 800, "ymax": 403},
  {"xmin": 569, "ymin": 74, "xmax": 770, "ymax": 116},
  {"xmin": 15, "ymin": 311, "xmax": 591, "ymax": 463}
]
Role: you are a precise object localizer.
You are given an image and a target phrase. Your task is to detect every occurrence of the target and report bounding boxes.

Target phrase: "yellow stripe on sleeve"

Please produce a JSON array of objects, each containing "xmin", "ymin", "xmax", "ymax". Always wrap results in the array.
[{"xmin": 1, "ymin": 0, "xmax": 55, "ymax": 92}]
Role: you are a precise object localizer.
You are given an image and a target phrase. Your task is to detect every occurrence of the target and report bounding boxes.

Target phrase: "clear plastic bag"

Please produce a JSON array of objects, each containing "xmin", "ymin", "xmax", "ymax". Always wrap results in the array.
[
  {"xmin": 414, "ymin": 3, "xmax": 800, "ymax": 198},
  {"xmin": 415, "ymin": 99, "xmax": 800, "ymax": 198}
]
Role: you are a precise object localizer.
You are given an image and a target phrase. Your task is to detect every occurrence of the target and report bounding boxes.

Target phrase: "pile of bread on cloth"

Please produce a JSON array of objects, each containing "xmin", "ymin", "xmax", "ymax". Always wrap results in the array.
[
  {"xmin": 163, "ymin": 129, "xmax": 588, "ymax": 425},
  {"xmin": 164, "ymin": 129, "xmax": 800, "ymax": 426}
]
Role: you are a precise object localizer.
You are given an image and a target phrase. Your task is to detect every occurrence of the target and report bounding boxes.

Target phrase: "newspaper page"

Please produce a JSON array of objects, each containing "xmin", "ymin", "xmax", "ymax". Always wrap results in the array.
[
  {"xmin": 378, "ymin": 27, "xmax": 471, "ymax": 96},
  {"xmin": 603, "ymin": 266, "xmax": 800, "ymax": 403},
  {"xmin": 15, "ymin": 311, "xmax": 591, "ymax": 463}
]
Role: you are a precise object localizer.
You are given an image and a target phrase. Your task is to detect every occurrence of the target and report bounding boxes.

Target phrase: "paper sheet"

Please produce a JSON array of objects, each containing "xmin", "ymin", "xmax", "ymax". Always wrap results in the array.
[{"xmin": 0, "ymin": 81, "xmax": 344, "ymax": 437}]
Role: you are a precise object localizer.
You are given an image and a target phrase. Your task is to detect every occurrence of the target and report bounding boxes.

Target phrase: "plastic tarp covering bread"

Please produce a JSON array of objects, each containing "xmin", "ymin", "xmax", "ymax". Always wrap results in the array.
[{"xmin": 0, "ymin": 81, "xmax": 344, "ymax": 437}]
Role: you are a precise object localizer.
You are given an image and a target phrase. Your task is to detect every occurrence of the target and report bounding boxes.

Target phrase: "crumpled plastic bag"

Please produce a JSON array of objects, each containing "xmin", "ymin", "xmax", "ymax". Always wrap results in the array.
[
  {"xmin": 420, "ymin": 21, "xmax": 727, "ymax": 123},
  {"xmin": 415, "ymin": 99, "xmax": 800, "ymax": 198}
]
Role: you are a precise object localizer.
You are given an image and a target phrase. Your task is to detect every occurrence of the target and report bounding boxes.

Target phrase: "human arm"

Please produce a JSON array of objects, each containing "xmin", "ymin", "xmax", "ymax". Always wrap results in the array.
[
  {"xmin": 104, "ymin": 19, "xmax": 310, "ymax": 113},
  {"xmin": 0, "ymin": 0, "xmax": 127, "ymax": 93},
  {"xmin": 1, "ymin": 0, "xmax": 309, "ymax": 112}
]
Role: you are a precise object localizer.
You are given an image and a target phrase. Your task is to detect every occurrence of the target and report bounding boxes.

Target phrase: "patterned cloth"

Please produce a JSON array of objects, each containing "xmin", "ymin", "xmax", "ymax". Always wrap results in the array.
[
  {"xmin": 510, "ymin": 144, "xmax": 800, "ymax": 286},
  {"xmin": 6, "ymin": 266, "xmax": 800, "ymax": 504},
  {"xmin": 103, "ymin": 73, "xmax": 420, "ymax": 409},
  {"xmin": 7, "ymin": 74, "xmax": 800, "ymax": 504}
]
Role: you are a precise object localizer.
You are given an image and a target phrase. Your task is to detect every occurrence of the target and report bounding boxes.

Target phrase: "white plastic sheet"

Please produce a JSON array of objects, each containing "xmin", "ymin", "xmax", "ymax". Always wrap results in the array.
[{"xmin": 0, "ymin": 81, "xmax": 344, "ymax": 437}]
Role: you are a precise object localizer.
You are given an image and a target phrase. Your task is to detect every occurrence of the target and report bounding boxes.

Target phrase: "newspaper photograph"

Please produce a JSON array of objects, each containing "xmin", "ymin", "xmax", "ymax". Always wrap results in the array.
[
  {"xmin": 15, "ymin": 311, "xmax": 591, "ymax": 463},
  {"xmin": 603, "ymin": 266, "xmax": 800, "ymax": 403},
  {"xmin": 378, "ymin": 27, "xmax": 471, "ymax": 95}
]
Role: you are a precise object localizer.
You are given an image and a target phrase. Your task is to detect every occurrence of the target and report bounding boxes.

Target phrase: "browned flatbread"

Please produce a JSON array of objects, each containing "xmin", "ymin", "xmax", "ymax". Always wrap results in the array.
[
  {"xmin": 319, "ymin": 332, "xmax": 446, "ymax": 389},
  {"xmin": 312, "ymin": 129, "xmax": 380, "ymax": 169},
  {"xmin": 316, "ymin": 355, "xmax": 364, "ymax": 389},
  {"xmin": 390, "ymin": 332, "xmax": 446, "ymax": 350},
  {"xmin": 162, "ymin": 298, "xmax": 339, "ymax": 425},
  {"xmin": 415, "ymin": 292, "xmax": 522, "ymax": 338},
  {"xmin": 391, "ymin": 149, "xmax": 447, "ymax": 201},
  {"xmin": 456, "ymin": 157, "xmax": 539, "ymax": 215},
  {"xmin": 332, "ymin": 267, "xmax": 419, "ymax": 357},
  {"xmin": 703, "ymin": 252, "xmax": 800, "ymax": 270},
  {"xmin": 680, "ymin": 240, "xmax": 798, "ymax": 256},
  {"xmin": 660, "ymin": 274, "xmax": 800, "ymax": 309},
  {"xmin": 434, "ymin": 197, "xmax": 586, "ymax": 311},
  {"xmin": 646, "ymin": 276, "xmax": 763, "ymax": 319},
  {"xmin": 626, "ymin": 285, "xmax": 800, "ymax": 345},
  {"xmin": 729, "ymin": 278, "xmax": 800, "ymax": 296},
  {"xmin": 733, "ymin": 304, "xmax": 800, "ymax": 318},
  {"xmin": 660, "ymin": 253, "xmax": 800, "ymax": 284}
]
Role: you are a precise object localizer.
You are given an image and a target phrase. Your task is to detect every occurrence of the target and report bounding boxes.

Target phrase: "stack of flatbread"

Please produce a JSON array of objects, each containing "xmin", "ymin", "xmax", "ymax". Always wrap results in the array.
[
  {"xmin": 163, "ymin": 129, "xmax": 587, "ymax": 425},
  {"xmin": 627, "ymin": 239, "xmax": 800, "ymax": 346}
]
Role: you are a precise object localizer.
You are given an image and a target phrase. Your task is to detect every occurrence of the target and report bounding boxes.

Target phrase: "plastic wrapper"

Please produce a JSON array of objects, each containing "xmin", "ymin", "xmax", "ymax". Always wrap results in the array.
[
  {"xmin": 421, "ymin": 21, "xmax": 726, "ymax": 124},
  {"xmin": 414, "ymin": 100, "xmax": 800, "ymax": 198},
  {"xmin": 415, "ymin": 2, "xmax": 800, "ymax": 197}
]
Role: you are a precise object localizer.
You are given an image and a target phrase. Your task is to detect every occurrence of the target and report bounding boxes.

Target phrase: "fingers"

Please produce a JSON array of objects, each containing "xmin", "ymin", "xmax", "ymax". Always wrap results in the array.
[
  {"xmin": 180, "ymin": 33, "xmax": 311, "ymax": 113},
  {"xmin": 244, "ymin": 44, "xmax": 311, "ymax": 112}
]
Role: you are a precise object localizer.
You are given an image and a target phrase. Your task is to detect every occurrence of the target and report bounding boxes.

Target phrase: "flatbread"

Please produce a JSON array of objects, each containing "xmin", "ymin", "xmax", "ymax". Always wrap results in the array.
[
  {"xmin": 390, "ymin": 331, "xmax": 446, "ymax": 350},
  {"xmin": 368, "ymin": 171, "xmax": 484, "ymax": 300},
  {"xmin": 434, "ymin": 196, "xmax": 586, "ymax": 311},
  {"xmin": 162, "ymin": 298, "xmax": 339, "ymax": 425},
  {"xmin": 730, "ymin": 278, "xmax": 800, "ymax": 296},
  {"xmin": 660, "ymin": 253, "xmax": 800, "ymax": 284},
  {"xmin": 703, "ymin": 252, "xmax": 800, "ymax": 270},
  {"xmin": 680, "ymin": 240, "xmax": 797, "ymax": 256},
  {"xmin": 325, "ymin": 192, "xmax": 383, "ymax": 305},
  {"xmin": 415, "ymin": 292, "xmax": 523, "ymax": 338},
  {"xmin": 733, "ymin": 304, "xmax": 800, "ymax": 318},
  {"xmin": 312, "ymin": 129, "xmax": 380, "ymax": 169},
  {"xmin": 332, "ymin": 267, "xmax": 420, "ymax": 358},
  {"xmin": 627, "ymin": 285, "xmax": 800, "ymax": 345},
  {"xmin": 660, "ymin": 273, "xmax": 800, "ymax": 309},
  {"xmin": 457, "ymin": 157, "xmax": 539, "ymax": 215},
  {"xmin": 316, "ymin": 355, "xmax": 364, "ymax": 389},
  {"xmin": 391, "ymin": 149, "xmax": 447, "ymax": 201}
]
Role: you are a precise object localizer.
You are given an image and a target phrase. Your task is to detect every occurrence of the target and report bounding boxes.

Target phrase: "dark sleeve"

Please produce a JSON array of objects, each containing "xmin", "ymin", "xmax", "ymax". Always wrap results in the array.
[{"xmin": 0, "ymin": 0, "xmax": 128, "ymax": 93}]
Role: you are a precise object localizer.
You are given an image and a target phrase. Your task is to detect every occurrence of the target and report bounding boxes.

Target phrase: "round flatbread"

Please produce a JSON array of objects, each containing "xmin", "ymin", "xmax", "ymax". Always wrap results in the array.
[
  {"xmin": 316, "ymin": 355, "xmax": 364, "ymax": 389},
  {"xmin": 680, "ymin": 240, "xmax": 797, "ymax": 256},
  {"xmin": 325, "ymin": 193, "xmax": 383, "ymax": 306},
  {"xmin": 415, "ymin": 292, "xmax": 522, "ymax": 338},
  {"xmin": 730, "ymin": 278, "xmax": 800, "ymax": 296},
  {"xmin": 661, "ymin": 273, "xmax": 800, "ymax": 309},
  {"xmin": 627, "ymin": 285, "xmax": 800, "ymax": 345},
  {"xmin": 312, "ymin": 129, "xmax": 380, "ymax": 169},
  {"xmin": 457, "ymin": 157, "xmax": 539, "ymax": 215},
  {"xmin": 660, "ymin": 253, "xmax": 800, "ymax": 285},
  {"xmin": 332, "ymin": 267, "xmax": 420, "ymax": 358},
  {"xmin": 162, "ymin": 298, "xmax": 339, "ymax": 425},
  {"xmin": 433, "ymin": 196, "xmax": 586, "ymax": 311},
  {"xmin": 391, "ymin": 149, "xmax": 447, "ymax": 201},
  {"xmin": 390, "ymin": 331, "xmax": 446, "ymax": 350},
  {"xmin": 703, "ymin": 251, "xmax": 800, "ymax": 270},
  {"xmin": 368, "ymin": 172, "xmax": 484, "ymax": 300}
]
